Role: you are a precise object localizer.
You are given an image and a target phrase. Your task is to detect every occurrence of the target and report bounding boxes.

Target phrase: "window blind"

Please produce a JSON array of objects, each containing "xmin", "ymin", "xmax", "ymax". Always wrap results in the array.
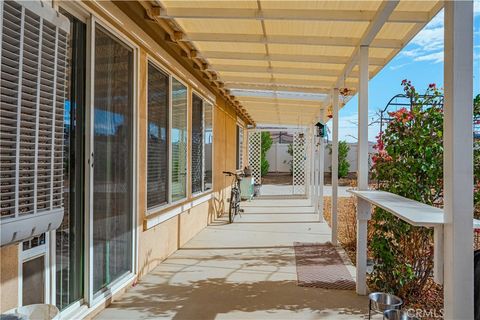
[
  {"xmin": 204, "ymin": 102, "xmax": 213, "ymax": 191},
  {"xmin": 0, "ymin": 0, "xmax": 69, "ymax": 245},
  {"xmin": 191, "ymin": 93, "xmax": 203, "ymax": 194},
  {"xmin": 147, "ymin": 63, "xmax": 169, "ymax": 209}
]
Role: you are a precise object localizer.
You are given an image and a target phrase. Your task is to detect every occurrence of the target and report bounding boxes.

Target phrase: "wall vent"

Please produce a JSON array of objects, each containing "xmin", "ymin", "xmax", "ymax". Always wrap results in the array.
[{"xmin": 0, "ymin": 0, "xmax": 70, "ymax": 246}]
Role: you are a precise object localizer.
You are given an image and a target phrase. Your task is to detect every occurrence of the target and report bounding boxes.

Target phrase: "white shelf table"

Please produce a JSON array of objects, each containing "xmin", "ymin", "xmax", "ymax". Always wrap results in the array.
[{"xmin": 348, "ymin": 189, "xmax": 480, "ymax": 285}]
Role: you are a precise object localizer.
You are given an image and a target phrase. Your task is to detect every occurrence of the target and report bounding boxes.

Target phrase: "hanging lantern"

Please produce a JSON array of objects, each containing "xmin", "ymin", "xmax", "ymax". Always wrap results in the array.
[{"xmin": 315, "ymin": 122, "xmax": 326, "ymax": 138}]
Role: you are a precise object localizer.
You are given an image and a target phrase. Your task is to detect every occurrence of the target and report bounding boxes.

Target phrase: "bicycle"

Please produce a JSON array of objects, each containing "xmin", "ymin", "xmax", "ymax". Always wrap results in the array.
[{"xmin": 223, "ymin": 171, "xmax": 244, "ymax": 223}]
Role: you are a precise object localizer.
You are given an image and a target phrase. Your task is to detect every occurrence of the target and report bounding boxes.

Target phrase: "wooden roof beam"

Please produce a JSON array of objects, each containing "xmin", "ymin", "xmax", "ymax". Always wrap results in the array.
[
  {"xmin": 209, "ymin": 64, "xmax": 367, "ymax": 78},
  {"xmin": 237, "ymin": 97, "xmax": 323, "ymax": 106},
  {"xmin": 226, "ymin": 83, "xmax": 331, "ymax": 94},
  {"xmin": 181, "ymin": 33, "xmax": 403, "ymax": 49},
  {"xmin": 202, "ymin": 51, "xmax": 385, "ymax": 65},
  {"xmin": 245, "ymin": 102, "xmax": 322, "ymax": 112},
  {"xmin": 222, "ymin": 75, "xmax": 357, "ymax": 88},
  {"xmin": 157, "ymin": 7, "xmax": 430, "ymax": 23}
]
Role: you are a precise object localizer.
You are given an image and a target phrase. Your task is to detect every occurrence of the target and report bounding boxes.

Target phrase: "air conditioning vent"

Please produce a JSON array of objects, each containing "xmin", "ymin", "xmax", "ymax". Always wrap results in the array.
[{"xmin": 0, "ymin": 0, "xmax": 69, "ymax": 246}]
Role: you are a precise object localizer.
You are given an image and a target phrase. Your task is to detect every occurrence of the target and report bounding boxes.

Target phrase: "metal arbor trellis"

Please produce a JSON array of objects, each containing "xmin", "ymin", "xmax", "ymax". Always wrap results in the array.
[
  {"xmin": 379, "ymin": 93, "xmax": 479, "ymax": 143},
  {"xmin": 379, "ymin": 93, "xmax": 444, "ymax": 134}
]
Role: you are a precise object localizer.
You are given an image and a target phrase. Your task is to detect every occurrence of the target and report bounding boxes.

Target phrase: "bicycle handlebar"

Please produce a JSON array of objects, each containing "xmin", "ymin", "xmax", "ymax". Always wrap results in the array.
[{"xmin": 223, "ymin": 171, "xmax": 244, "ymax": 179}]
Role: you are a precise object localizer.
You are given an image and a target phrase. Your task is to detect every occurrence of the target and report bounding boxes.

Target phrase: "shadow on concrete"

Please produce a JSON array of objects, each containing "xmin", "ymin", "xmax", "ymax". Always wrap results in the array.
[{"xmin": 99, "ymin": 278, "xmax": 367, "ymax": 320}]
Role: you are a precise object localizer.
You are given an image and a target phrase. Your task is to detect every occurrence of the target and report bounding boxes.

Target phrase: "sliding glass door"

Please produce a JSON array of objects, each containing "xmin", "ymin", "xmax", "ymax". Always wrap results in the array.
[
  {"xmin": 92, "ymin": 25, "xmax": 133, "ymax": 294},
  {"xmin": 56, "ymin": 8, "xmax": 86, "ymax": 310}
]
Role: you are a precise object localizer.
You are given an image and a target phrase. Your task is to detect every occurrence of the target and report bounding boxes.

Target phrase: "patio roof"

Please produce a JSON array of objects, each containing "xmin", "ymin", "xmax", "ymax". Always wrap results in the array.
[{"xmin": 147, "ymin": 0, "xmax": 443, "ymax": 126}]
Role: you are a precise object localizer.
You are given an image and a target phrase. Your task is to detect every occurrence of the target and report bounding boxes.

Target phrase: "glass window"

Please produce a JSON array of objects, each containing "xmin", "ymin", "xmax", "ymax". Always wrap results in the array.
[
  {"xmin": 147, "ymin": 63, "xmax": 169, "ymax": 209},
  {"xmin": 204, "ymin": 102, "xmax": 213, "ymax": 191},
  {"xmin": 171, "ymin": 78, "xmax": 187, "ymax": 201},
  {"xmin": 93, "ymin": 25, "xmax": 133, "ymax": 294},
  {"xmin": 191, "ymin": 94, "xmax": 203, "ymax": 194},
  {"xmin": 56, "ymin": 8, "xmax": 85, "ymax": 311},
  {"xmin": 236, "ymin": 125, "xmax": 244, "ymax": 170}
]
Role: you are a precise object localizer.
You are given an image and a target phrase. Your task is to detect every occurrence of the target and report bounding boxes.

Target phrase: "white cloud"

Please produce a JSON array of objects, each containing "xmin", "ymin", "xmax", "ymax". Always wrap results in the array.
[
  {"xmin": 414, "ymin": 51, "xmax": 444, "ymax": 63},
  {"xmin": 400, "ymin": 10, "xmax": 445, "ymax": 64},
  {"xmin": 389, "ymin": 62, "xmax": 411, "ymax": 71}
]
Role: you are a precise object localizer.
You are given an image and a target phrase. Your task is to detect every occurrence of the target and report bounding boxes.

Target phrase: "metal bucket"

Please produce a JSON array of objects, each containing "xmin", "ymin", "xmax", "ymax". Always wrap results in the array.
[
  {"xmin": 253, "ymin": 184, "xmax": 261, "ymax": 196},
  {"xmin": 369, "ymin": 292, "xmax": 403, "ymax": 312},
  {"xmin": 383, "ymin": 309, "xmax": 419, "ymax": 320}
]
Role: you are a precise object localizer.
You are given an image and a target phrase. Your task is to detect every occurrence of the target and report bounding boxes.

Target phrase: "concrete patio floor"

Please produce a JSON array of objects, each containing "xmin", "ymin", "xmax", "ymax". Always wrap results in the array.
[
  {"xmin": 259, "ymin": 185, "xmax": 351, "ymax": 197},
  {"xmin": 95, "ymin": 198, "xmax": 369, "ymax": 320}
]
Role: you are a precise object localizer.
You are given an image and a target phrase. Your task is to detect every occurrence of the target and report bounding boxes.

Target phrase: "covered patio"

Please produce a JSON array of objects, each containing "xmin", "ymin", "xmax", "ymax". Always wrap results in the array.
[
  {"xmin": 0, "ymin": 0, "xmax": 476, "ymax": 319},
  {"xmin": 131, "ymin": 0, "xmax": 475, "ymax": 318}
]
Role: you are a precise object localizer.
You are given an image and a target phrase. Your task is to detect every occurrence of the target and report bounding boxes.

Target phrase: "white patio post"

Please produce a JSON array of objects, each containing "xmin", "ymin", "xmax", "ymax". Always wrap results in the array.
[
  {"xmin": 318, "ymin": 109, "xmax": 325, "ymax": 222},
  {"xmin": 331, "ymin": 88, "xmax": 339, "ymax": 245},
  {"xmin": 356, "ymin": 45, "xmax": 371, "ymax": 295},
  {"xmin": 443, "ymin": 1, "xmax": 474, "ymax": 318},
  {"xmin": 311, "ymin": 126, "xmax": 317, "ymax": 207},
  {"xmin": 313, "ymin": 129, "xmax": 319, "ymax": 211}
]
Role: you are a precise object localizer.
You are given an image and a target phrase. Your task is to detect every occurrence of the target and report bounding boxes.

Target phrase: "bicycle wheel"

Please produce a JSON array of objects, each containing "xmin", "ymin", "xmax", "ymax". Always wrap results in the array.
[{"xmin": 229, "ymin": 188, "xmax": 236, "ymax": 223}]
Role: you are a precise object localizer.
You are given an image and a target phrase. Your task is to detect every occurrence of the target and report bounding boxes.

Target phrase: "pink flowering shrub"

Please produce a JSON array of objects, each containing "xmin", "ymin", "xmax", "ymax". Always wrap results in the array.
[
  {"xmin": 370, "ymin": 84, "xmax": 480, "ymax": 300},
  {"xmin": 369, "ymin": 81, "xmax": 444, "ymax": 301},
  {"xmin": 474, "ymin": 94, "xmax": 480, "ymax": 217}
]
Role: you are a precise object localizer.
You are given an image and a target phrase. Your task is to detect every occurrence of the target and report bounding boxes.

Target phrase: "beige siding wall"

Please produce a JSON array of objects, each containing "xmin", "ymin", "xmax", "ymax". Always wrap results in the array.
[{"xmin": 0, "ymin": 245, "xmax": 18, "ymax": 311}]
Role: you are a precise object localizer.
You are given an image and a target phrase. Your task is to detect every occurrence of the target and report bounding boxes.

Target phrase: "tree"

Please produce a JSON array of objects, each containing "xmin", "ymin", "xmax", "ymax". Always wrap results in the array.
[
  {"xmin": 328, "ymin": 140, "xmax": 351, "ymax": 178},
  {"xmin": 370, "ymin": 80, "xmax": 444, "ymax": 300},
  {"xmin": 474, "ymin": 94, "xmax": 480, "ymax": 218},
  {"xmin": 260, "ymin": 132, "xmax": 273, "ymax": 177},
  {"xmin": 371, "ymin": 83, "xmax": 480, "ymax": 300}
]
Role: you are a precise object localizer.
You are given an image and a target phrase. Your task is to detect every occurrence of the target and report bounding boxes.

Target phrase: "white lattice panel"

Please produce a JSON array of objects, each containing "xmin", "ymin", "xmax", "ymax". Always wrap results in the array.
[
  {"xmin": 305, "ymin": 129, "xmax": 312, "ymax": 196},
  {"xmin": 248, "ymin": 131, "xmax": 261, "ymax": 184},
  {"xmin": 293, "ymin": 132, "xmax": 307, "ymax": 195}
]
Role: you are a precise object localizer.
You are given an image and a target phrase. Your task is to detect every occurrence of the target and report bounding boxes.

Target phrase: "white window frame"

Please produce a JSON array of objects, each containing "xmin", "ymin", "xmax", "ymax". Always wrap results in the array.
[
  {"xmin": 204, "ymin": 100, "xmax": 215, "ymax": 192},
  {"xmin": 236, "ymin": 124, "xmax": 245, "ymax": 170},
  {"xmin": 191, "ymin": 90, "xmax": 215, "ymax": 196},
  {"xmin": 86, "ymin": 15, "xmax": 139, "ymax": 308},
  {"xmin": 169, "ymin": 75, "xmax": 189, "ymax": 205},
  {"xmin": 145, "ymin": 58, "xmax": 171, "ymax": 213}
]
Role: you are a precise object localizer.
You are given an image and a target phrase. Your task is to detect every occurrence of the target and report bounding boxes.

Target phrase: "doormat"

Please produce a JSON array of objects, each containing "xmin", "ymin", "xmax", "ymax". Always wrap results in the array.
[{"xmin": 293, "ymin": 242, "xmax": 356, "ymax": 290}]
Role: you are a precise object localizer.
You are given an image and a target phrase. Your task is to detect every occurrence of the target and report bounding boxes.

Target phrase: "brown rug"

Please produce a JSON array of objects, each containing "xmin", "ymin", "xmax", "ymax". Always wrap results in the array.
[{"xmin": 293, "ymin": 242, "xmax": 356, "ymax": 290}]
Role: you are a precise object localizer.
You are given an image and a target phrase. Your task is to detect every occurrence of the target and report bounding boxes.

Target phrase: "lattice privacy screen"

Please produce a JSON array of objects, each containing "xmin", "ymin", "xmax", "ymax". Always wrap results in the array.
[
  {"xmin": 0, "ymin": 0, "xmax": 69, "ymax": 245},
  {"xmin": 305, "ymin": 129, "xmax": 312, "ymax": 197},
  {"xmin": 248, "ymin": 131, "xmax": 261, "ymax": 184},
  {"xmin": 293, "ymin": 132, "xmax": 307, "ymax": 195}
]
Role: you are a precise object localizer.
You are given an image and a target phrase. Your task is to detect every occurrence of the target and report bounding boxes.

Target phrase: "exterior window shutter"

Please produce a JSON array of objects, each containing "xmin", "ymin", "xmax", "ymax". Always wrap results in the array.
[{"xmin": 0, "ymin": 0, "xmax": 69, "ymax": 246}]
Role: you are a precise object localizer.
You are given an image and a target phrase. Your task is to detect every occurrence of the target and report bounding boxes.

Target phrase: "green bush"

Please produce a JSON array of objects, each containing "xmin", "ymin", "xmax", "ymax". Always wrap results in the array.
[
  {"xmin": 329, "ymin": 140, "xmax": 350, "ymax": 178},
  {"xmin": 370, "ymin": 81, "xmax": 443, "ymax": 300},
  {"xmin": 474, "ymin": 94, "xmax": 480, "ymax": 218},
  {"xmin": 370, "ymin": 82, "xmax": 480, "ymax": 300},
  {"xmin": 260, "ymin": 132, "xmax": 273, "ymax": 177}
]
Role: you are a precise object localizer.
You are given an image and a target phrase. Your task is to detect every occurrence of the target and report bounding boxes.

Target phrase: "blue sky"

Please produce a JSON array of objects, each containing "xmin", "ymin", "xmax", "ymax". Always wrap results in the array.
[{"xmin": 328, "ymin": 1, "xmax": 480, "ymax": 142}]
